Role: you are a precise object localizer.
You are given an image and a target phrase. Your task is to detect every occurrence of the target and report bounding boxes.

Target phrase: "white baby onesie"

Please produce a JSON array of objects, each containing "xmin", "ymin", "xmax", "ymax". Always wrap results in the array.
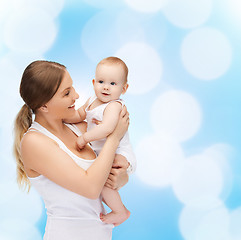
[{"xmin": 85, "ymin": 96, "xmax": 136, "ymax": 174}]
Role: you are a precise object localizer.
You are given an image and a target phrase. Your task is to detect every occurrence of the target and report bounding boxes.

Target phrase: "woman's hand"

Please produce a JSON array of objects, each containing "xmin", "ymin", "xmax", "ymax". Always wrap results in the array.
[
  {"xmin": 108, "ymin": 106, "xmax": 129, "ymax": 141},
  {"xmin": 105, "ymin": 154, "xmax": 129, "ymax": 190}
]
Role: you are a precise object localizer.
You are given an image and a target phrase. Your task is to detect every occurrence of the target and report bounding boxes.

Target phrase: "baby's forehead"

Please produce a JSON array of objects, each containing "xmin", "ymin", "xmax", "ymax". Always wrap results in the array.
[
  {"xmin": 98, "ymin": 64, "xmax": 123, "ymax": 73},
  {"xmin": 97, "ymin": 63, "xmax": 125, "ymax": 74},
  {"xmin": 96, "ymin": 63, "xmax": 127, "ymax": 82},
  {"xmin": 97, "ymin": 62, "xmax": 121, "ymax": 69}
]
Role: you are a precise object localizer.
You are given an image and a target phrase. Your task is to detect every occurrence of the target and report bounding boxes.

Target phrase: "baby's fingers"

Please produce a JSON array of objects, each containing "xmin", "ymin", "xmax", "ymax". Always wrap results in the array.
[{"xmin": 92, "ymin": 118, "xmax": 102, "ymax": 125}]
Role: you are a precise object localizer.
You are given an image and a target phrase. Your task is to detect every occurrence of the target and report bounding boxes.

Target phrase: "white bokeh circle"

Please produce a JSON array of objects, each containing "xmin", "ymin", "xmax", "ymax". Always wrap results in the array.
[
  {"xmin": 0, "ymin": 53, "xmax": 22, "ymax": 79},
  {"xmin": 0, "ymin": 51, "xmax": 44, "ymax": 83},
  {"xmin": 0, "ymin": 56, "xmax": 23, "ymax": 127},
  {"xmin": 74, "ymin": 87, "xmax": 93, "ymax": 110},
  {"xmin": 4, "ymin": 7, "xmax": 57, "ymax": 53},
  {"xmin": 228, "ymin": 0, "xmax": 241, "ymax": 23},
  {"xmin": 116, "ymin": 10, "xmax": 167, "ymax": 51},
  {"xmin": 0, "ymin": 156, "xmax": 15, "ymax": 183},
  {"xmin": 135, "ymin": 134, "xmax": 185, "ymax": 187},
  {"xmin": 194, "ymin": 206, "xmax": 230, "ymax": 240},
  {"xmin": 0, "ymin": 0, "xmax": 64, "ymax": 22},
  {"xmin": 179, "ymin": 203, "xmax": 230, "ymax": 240},
  {"xmin": 181, "ymin": 27, "xmax": 232, "ymax": 80},
  {"xmin": 229, "ymin": 207, "xmax": 241, "ymax": 240},
  {"xmin": 162, "ymin": 0, "xmax": 212, "ymax": 28},
  {"xmin": 81, "ymin": 11, "xmax": 120, "ymax": 62},
  {"xmin": 0, "ymin": 181, "xmax": 19, "ymax": 205},
  {"xmin": 82, "ymin": 0, "xmax": 123, "ymax": 9},
  {"xmin": 150, "ymin": 90, "xmax": 202, "ymax": 142},
  {"xmin": 0, "ymin": 0, "xmax": 14, "ymax": 23},
  {"xmin": 14, "ymin": 0, "xmax": 65, "ymax": 18},
  {"xmin": 203, "ymin": 143, "xmax": 234, "ymax": 201},
  {"xmin": 0, "ymin": 186, "xmax": 43, "ymax": 222},
  {"xmin": 172, "ymin": 154, "xmax": 223, "ymax": 207},
  {"xmin": 0, "ymin": 53, "xmax": 43, "ymax": 127},
  {"xmin": 124, "ymin": 0, "xmax": 168, "ymax": 13},
  {"xmin": 0, "ymin": 51, "xmax": 44, "ymax": 75},
  {"xmin": 115, "ymin": 42, "xmax": 163, "ymax": 95},
  {"xmin": 0, "ymin": 218, "xmax": 42, "ymax": 240}
]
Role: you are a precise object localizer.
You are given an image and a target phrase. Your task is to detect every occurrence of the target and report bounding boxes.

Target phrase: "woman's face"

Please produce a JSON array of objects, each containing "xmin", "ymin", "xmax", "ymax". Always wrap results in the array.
[{"xmin": 45, "ymin": 70, "xmax": 79, "ymax": 119}]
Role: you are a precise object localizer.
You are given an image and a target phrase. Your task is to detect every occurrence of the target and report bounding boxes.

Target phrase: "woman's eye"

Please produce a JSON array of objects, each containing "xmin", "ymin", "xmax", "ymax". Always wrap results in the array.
[
  {"xmin": 111, "ymin": 82, "xmax": 116, "ymax": 85},
  {"xmin": 65, "ymin": 91, "xmax": 70, "ymax": 96}
]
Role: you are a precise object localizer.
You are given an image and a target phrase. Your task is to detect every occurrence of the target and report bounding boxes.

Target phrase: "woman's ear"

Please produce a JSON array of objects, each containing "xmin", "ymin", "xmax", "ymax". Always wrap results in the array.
[
  {"xmin": 122, "ymin": 83, "xmax": 129, "ymax": 94},
  {"xmin": 39, "ymin": 104, "xmax": 48, "ymax": 113}
]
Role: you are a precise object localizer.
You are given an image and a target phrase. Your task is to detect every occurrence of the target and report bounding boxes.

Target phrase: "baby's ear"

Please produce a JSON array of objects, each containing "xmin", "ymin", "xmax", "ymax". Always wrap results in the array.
[
  {"xmin": 122, "ymin": 83, "xmax": 129, "ymax": 94},
  {"xmin": 92, "ymin": 79, "xmax": 95, "ymax": 85}
]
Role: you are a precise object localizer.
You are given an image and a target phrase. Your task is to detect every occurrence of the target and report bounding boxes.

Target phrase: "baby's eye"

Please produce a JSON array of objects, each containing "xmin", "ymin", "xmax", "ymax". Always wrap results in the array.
[
  {"xmin": 110, "ymin": 82, "xmax": 116, "ymax": 85},
  {"xmin": 99, "ymin": 80, "xmax": 103, "ymax": 84}
]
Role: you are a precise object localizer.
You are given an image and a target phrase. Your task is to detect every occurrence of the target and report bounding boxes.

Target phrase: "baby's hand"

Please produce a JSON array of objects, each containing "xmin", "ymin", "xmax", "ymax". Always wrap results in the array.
[
  {"xmin": 77, "ymin": 135, "xmax": 86, "ymax": 149},
  {"xmin": 92, "ymin": 118, "xmax": 102, "ymax": 125}
]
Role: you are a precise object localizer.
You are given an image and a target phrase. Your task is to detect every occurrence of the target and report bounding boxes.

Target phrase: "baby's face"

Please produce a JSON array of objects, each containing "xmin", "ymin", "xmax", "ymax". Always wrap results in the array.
[{"xmin": 93, "ymin": 64, "xmax": 127, "ymax": 103}]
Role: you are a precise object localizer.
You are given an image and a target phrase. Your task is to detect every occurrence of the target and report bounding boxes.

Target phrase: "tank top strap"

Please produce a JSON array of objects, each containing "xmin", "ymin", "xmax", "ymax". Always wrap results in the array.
[
  {"xmin": 106, "ymin": 99, "xmax": 125, "ymax": 108},
  {"xmin": 29, "ymin": 122, "xmax": 64, "ymax": 147},
  {"xmin": 64, "ymin": 123, "xmax": 82, "ymax": 137},
  {"xmin": 85, "ymin": 95, "xmax": 97, "ymax": 111},
  {"xmin": 29, "ymin": 122, "xmax": 82, "ymax": 140}
]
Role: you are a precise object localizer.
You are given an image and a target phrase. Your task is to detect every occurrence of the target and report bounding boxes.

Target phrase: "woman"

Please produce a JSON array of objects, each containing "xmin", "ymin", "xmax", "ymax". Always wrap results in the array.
[{"xmin": 13, "ymin": 60, "xmax": 131, "ymax": 240}]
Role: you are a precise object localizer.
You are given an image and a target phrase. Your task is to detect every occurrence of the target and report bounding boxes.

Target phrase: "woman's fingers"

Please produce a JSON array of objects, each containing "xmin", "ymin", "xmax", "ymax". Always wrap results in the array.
[
  {"xmin": 119, "ymin": 107, "xmax": 129, "ymax": 128},
  {"xmin": 105, "ymin": 178, "xmax": 116, "ymax": 189},
  {"xmin": 106, "ymin": 177, "xmax": 113, "ymax": 184},
  {"xmin": 104, "ymin": 173, "xmax": 117, "ymax": 189},
  {"xmin": 120, "ymin": 105, "xmax": 127, "ymax": 117},
  {"xmin": 120, "ymin": 106, "xmax": 129, "ymax": 121},
  {"xmin": 122, "ymin": 106, "xmax": 129, "ymax": 124},
  {"xmin": 104, "ymin": 183, "xmax": 113, "ymax": 189}
]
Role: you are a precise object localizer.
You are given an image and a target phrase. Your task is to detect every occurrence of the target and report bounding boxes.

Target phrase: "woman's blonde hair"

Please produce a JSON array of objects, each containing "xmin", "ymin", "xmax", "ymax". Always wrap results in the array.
[{"xmin": 13, "ymin": 60, "xmax": 66, "ymax": 191}]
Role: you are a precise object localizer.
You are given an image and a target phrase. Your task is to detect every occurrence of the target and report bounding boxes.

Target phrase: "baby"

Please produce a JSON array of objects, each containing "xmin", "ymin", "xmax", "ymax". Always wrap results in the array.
[{"xmin": 76, "ymin": 57, "xmax": 135, "ymax": 226}]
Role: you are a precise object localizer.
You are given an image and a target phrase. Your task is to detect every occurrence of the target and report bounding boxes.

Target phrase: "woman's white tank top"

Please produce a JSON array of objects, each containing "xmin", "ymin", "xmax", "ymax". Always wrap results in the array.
[{"xmin": 28, "ymin": 122, "xmax": 113, "ymax": 240}]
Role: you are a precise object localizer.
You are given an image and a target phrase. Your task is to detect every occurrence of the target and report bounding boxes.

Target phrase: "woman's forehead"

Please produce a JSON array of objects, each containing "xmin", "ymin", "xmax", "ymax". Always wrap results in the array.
[{"xmin": 58, "ymin": 71, "xmax": 73, "ymax": 90}]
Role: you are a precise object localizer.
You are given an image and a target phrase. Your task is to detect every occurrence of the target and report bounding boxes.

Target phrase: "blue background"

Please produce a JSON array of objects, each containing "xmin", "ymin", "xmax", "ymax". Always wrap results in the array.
[{"xmin": 0, "ymin": 0, "xmax": 241, "ymax": 239}]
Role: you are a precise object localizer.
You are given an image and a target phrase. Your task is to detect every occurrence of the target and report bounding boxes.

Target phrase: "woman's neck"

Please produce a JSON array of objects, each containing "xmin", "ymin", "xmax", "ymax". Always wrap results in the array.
[{"xmin": 34, "ymin": 114, "xmax": 65, "ymax": 135}]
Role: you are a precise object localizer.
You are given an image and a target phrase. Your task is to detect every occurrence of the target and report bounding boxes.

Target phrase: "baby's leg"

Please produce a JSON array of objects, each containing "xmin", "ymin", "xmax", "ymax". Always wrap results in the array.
[{"xmin": 100, "ymin": 186, "xmax": 130, "ymax": 226}]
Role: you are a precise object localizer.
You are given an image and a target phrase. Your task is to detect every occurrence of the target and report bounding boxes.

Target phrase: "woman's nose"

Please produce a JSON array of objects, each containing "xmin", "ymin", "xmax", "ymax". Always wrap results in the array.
[{"xmin": 74, "ymin": 89, "xmax": 79, "ymax": 99}]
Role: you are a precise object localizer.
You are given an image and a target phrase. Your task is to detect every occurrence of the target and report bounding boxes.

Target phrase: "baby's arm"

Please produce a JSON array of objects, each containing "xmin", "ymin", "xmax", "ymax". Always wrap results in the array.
[{"xmin": 77, "ymin": 102, "xmax": 122, "ymax": 148}]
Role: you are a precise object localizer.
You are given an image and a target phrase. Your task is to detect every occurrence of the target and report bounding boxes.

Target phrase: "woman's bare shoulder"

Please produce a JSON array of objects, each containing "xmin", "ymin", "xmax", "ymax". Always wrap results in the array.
[
  {"xmin": 21, "ymin": 131, "xmax": 57, "ymax": 155},
  {"xmin": 20, "ymin": 130, "xmax": 64, "ymax": 173}
]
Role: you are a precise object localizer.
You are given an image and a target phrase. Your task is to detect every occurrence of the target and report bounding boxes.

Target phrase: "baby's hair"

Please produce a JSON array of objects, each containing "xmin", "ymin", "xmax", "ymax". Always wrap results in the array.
[{"xmin": 97, "ymin": 57, "xmax": 128, "ymax": 83}]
